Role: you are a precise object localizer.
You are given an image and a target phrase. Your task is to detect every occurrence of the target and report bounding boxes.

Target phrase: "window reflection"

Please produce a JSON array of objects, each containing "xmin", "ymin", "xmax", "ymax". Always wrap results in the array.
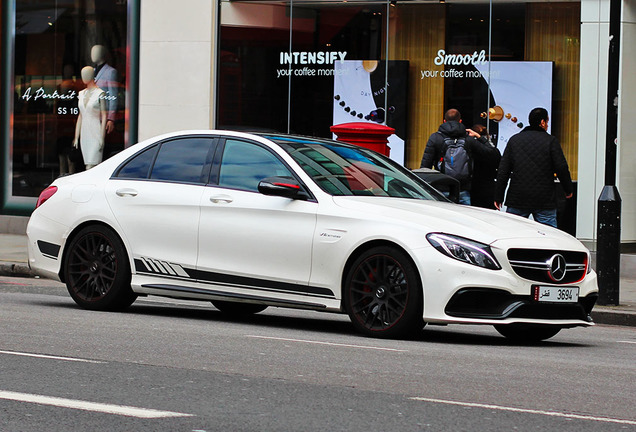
[
  {"xmin": 218, "ymin": 140, "xmax": 292, "ymax": 192},
  {"xmin": 151, "ymin": 138, "xmax": 213, "ymax": 184}
]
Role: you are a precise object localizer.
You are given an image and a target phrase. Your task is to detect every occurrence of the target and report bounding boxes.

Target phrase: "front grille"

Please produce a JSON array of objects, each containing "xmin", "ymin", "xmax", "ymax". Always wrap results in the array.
[{"xmin": 507, "ymin": 249, "xmax": 588, "ymax": 284}]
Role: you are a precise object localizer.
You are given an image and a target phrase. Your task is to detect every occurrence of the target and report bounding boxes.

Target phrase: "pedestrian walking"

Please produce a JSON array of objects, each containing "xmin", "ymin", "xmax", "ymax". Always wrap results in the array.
[
  {"xmin": 494, "ymin": 107, "xmax": 573, "ymax": 228},
  {"xmin": 420, "ymin": 108, "xmax": 499, "ymax": 205},
  {"xmin": 470, "ymin": 124, "xmax": 501, "ymax": 209}
]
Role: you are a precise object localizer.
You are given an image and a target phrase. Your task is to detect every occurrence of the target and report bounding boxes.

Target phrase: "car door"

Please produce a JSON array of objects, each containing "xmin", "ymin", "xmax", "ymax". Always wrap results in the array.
[
  {"xmin": 105, "ymin": 136, "xmax": 216, "ymax": 276},
  {"xmin": 197, "ymin": 138, "xmax": 318, "ymax": 294}
]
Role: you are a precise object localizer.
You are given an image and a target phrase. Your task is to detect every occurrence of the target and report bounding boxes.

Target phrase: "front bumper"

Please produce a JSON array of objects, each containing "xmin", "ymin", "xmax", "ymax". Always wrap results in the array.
[{"xmin": 415, "ymin": 244, "xmax": 598, "ymax": 327}]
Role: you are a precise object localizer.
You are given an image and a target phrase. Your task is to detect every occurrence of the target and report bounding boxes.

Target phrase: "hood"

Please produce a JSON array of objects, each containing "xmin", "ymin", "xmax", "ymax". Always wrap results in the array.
[
  {"xmin": 438, "ymin": 121, "xmax": 466, "ymax": 138},
  {"xmin": 331, "ymin": 196, "xmax": 583, "ymax": 249}
]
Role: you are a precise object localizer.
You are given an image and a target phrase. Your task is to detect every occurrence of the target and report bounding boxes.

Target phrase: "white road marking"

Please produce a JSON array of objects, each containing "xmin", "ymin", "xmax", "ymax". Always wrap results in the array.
[
  {"xmin": 617, "ymin": 340, "xmax": 636, "ymax": 344},
  {"xmin": 0, "ymin": 350, "xmax": 105, "ymax": 364},
  {"xmin": 246, "ymin": 335, "xmax": 407, "ymax": 352},
  {"xmin": 409, "ymin": 397, "xmax": 636, "ymax": 426},
  {"xmin": 0, "ymin": 391, "xmax": 194, "ymax": 418}
]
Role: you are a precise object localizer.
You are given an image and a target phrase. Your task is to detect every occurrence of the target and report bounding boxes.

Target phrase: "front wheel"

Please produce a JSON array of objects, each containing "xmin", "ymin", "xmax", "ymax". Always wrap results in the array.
[
  {"xmin": 344, "ymin": 246, "xmax": 423, "ymax": 339},
  {"xmin": 64, "ymin": 225, "xmax": 136, "ymax": 311},
  {"xmin": 494, "ymin": 324, "xmax": 561, "ymax": 342}
]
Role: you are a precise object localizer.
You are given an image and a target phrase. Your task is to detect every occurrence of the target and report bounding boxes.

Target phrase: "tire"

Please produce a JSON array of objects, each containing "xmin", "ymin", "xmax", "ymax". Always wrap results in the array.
[
  {"xmin": 64, "ymin": 225, "xmax": 136, "ymax": 311},
  {"xmin": 344, "ymin": 246, "xmax": 423, "ymax": 339},
  {"xmin": 212, "ymin": 300, "xmax": 268, "ymax": 315},
  {"xmin": 494, "ymin": 324, "xmax": 561, "ymax": 342}
]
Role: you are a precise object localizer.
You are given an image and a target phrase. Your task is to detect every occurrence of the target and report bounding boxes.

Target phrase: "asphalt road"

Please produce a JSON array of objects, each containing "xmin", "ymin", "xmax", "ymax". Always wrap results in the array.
[{"xmin": 1, "ymin": 276, "xmax": 635, "ymax": 432}]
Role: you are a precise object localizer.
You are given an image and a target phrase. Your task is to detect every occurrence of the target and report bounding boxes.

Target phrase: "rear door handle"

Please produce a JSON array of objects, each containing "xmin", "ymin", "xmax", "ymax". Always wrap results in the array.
[
  {"xmin": 116, "ymin": 188, "xmax": 138, "ymax": 197},
  {"xmin": 210, "ymin": 194, "xmax": 233, "ymax": 204}
]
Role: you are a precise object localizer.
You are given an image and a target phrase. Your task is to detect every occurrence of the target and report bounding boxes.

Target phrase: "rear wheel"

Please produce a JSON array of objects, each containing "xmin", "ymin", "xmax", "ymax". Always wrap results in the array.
[
  {"xmin": 64, "ymin": 225, "xmax": 136, "ymax": 311},
  {"xmin": 344, "ymin": 246, "xmax": 423, "ymax": 339},
  {"xmin": 494, "ymin": 324, "xmax": 561, "ymax": 342},
  {"xmin": 212, "ymin": 300, "xmax": 268, "ymax": 315}
]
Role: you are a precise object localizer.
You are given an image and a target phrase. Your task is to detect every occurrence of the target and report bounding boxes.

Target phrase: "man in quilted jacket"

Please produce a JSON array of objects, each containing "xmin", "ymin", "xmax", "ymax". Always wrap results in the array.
[{"xmin": 494, "ymin": 107, "xmax": 573, "ymax": 228}]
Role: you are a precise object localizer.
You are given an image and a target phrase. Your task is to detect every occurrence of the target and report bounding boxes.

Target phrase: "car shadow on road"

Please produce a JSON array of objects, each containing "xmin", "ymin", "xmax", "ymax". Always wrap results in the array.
[
  {"xmin": 28, "ymin": 297, "xmax": 592, "ymax": 348},
  {"xmin": 28, "ymin": 297, "xmax": 360, "ymax": 336},
  {"xmin": 415, "ymin": 326, "xmax": 590, "ymax": 348}
]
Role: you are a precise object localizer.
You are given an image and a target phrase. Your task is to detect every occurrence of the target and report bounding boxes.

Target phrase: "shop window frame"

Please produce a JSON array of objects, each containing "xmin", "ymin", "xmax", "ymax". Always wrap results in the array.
[{"xmin": 0, "ymin": 0, "xmax": 140, "ymax": 215}]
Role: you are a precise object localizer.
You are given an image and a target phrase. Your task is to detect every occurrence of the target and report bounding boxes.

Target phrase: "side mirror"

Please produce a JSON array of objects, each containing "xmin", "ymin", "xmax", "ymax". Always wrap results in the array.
[{"xmin": 258, "ymin": 177, "xmax": 308, "ymax": 200}]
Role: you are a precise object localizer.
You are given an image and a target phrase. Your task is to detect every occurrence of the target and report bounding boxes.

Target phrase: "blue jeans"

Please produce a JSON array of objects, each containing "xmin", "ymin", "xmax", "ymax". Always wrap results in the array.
[
  {"xmin": 506, "ymin": 207, "xmax": 557, "ymax": 227},
  {"xmin": 458, "ymin": 190, "xmax": 471, "ymax": 206},
  {"xmin": 443, "ymin": 190, "xmax": 471, "ymax": 205}
]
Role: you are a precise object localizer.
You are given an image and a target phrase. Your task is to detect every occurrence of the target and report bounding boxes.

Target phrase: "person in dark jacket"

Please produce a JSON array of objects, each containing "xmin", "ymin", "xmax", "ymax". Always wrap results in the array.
[
  {"xmin": 494, "ymin": 107, "xmax": 573, "ymax": 228},
  {"xmin": 420, "ymin": 108, "xmax": 499, "ymax": 205},
  {"xmin": 470, "ymin": 124, "xmax": 501, "ymax": 209}
]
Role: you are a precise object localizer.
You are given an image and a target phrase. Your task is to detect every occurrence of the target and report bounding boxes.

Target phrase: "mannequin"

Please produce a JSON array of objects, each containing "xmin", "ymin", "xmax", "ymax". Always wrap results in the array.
[
  {"xmin": 56, "ymin": 64, "xmax": 81, "ymax": 175},
  {"xmin": 91, "ymin": 45, "xmax": 117, "ymax": 134},
  {"xmin": 73, "ymin": 66, "xmax": 107, "ymax": 170}
]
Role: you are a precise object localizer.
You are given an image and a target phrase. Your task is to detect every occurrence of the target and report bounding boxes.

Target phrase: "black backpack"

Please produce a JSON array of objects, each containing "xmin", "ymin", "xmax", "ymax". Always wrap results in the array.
[{"xmin": 437, "ymin": 136, "xmax": 472, "ymax": 182}]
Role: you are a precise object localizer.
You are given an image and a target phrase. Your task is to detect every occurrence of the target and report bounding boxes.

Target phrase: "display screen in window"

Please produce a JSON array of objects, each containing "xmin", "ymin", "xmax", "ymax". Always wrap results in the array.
[{"xmin": 12, "ymin": 1, "xmax": 128, "ymax": 197}]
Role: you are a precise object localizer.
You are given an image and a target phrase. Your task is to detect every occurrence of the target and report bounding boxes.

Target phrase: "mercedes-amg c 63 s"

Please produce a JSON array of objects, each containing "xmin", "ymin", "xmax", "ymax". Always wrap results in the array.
[{"xmin": 27, "ymin": 131, "xmax": 598, "ymax": 341}]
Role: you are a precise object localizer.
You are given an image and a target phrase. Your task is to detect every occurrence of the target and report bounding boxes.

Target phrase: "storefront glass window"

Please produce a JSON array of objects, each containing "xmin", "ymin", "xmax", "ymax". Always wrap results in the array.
[
  {"xmin": 217, "ymin": 0, "xmax": 580, "ymax": 179},
  {"xmin": 2, "ymin": 0, "xmax": 134, "ymax": 209}
]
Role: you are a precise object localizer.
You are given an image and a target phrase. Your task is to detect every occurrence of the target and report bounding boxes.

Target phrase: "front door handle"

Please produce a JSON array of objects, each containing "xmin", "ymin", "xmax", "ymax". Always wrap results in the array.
[
  {"xmin": 210, "ymin": 194, "xmax": 233, "ymax": 204},
  {"xmin": 116, "ymin": 188, "xmax": 138, "ymax": 197}
]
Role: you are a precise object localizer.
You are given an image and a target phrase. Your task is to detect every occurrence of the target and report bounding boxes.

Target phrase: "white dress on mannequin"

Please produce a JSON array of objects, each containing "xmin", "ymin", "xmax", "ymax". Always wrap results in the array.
[{"xmin": 78, "ymin": 87, "xmax": 106, "ymax": 166}]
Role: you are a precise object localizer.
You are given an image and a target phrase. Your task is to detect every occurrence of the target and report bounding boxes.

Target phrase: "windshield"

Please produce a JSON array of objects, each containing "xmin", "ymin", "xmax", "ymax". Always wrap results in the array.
[{"xmin": 265, "ymin": 135, "xmax": 445, "ymax": 201}]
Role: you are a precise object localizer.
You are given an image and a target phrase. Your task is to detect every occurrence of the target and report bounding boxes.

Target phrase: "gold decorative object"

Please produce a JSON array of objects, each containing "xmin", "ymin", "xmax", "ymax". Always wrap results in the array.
[
  {"xmin": 362, "ymin": 60, "xmax": 378, "ymax": 73},
  {"xmin": 487, "ymin": 106, "xmax": 505, "ymax": 121}
]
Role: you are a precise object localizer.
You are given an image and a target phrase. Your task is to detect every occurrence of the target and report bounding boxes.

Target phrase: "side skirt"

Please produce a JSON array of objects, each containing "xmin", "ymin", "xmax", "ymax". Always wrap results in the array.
[{"xmin": 136, "ymin": 283, "xmax": 335, "ymax": 311}]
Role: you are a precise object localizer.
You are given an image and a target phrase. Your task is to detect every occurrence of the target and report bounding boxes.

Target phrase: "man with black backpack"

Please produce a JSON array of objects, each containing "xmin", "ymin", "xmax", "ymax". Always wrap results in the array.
[{"xmin": 420, "ymin": 108, "xmax": 499, "ymax": 205}]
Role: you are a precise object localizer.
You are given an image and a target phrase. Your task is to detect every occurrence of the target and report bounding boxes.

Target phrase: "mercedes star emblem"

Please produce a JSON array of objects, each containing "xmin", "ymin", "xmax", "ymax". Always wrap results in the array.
[{"xmin": 547, "ymin": 254, "xmax": 567, "ymax": 282}]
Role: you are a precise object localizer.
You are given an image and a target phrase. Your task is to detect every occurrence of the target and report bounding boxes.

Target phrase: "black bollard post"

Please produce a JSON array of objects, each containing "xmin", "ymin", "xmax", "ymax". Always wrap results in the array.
[
  {"xmin": 596, "ymin": 0, "xmax": 622, "ymax": 306},
  {"xmin": 597, "ymin": 186, "xmax": 621, "ymax": 305}
]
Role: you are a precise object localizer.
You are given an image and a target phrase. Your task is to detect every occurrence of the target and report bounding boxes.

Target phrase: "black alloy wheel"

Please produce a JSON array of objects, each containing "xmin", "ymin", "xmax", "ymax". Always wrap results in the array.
[
  {"xmin": 494, "ymin": 324, "xmax": 561, "ymax": 342},
  {"xmin": 64, "ymin": 225, "xmax": 136, "ymax": 311},
  {"xmin": 345, "ymin": 246, "xmax": 423, "ymax": 338},
  {"xmin": 212, "ymin": 300, "xmax": 268, "ymax": 315}
]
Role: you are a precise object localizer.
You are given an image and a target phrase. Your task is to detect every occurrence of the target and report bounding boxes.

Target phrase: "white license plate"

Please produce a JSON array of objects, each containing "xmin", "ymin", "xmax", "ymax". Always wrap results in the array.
[{"xmin": 533, "ymin": 286, "xmax": 579, "ymax": 303}]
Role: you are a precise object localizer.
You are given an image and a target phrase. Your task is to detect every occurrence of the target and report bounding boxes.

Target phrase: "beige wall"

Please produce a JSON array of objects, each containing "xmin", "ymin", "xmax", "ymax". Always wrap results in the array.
[
  {"xmin": 138, "ymin": 1, "xmax": 215, "ymax": 141},
  {"xmin": 577, "ymin": 0, "xmax": 636, "ymax": 244},
  {"xmin": 618, "ymin": 0, "xmax": 636, "ymax": 242}
]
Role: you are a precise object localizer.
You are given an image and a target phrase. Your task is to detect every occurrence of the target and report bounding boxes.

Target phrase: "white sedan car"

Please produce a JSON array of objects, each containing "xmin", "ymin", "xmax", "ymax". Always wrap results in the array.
[{"xmin": 27, "ymin": 131, "xmax": 598, "ymax": 341}]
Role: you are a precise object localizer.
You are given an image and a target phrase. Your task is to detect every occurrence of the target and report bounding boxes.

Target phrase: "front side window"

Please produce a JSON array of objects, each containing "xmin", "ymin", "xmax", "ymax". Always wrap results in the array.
[
  {"xmin": 218, "ymin": 139, "xmax": 293, "ymax": 192},
  {"xmin": 150, "ymin": 138, "xmax": 214, "ymax": 184},
  {"xmin": 270, "ymin": 136, "xmax": 441, "ymax": 200}
]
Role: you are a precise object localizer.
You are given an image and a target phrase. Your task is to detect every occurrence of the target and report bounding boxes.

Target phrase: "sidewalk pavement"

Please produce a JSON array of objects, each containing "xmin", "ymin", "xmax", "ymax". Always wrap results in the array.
[{"xmin": 1, "ymin": 232, "xmax": 635, "ymax": 327}]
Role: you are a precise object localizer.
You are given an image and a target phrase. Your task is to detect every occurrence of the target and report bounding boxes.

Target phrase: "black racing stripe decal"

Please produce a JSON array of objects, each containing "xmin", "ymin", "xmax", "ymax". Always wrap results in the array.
[
  {"xmin": 37, "ymin": 241, "xmax": 61, "ymax": 259},
  {"xmin": 141, "ymin": 284, "xmax": 327, "ymax": 309},
  {"xmin": 189, "ymin": 268, "xmax": 334, "ymax": 297},
  {"xmin": 133, "ymin": 259, "xmax": 335, "ymax": 298}
]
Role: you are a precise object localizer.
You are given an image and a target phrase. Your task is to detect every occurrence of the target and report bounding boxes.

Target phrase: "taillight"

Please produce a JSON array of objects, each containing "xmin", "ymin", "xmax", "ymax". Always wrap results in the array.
[{"xmin": 35, "ymin": 186, "xmax": 58, "ymax": 209}]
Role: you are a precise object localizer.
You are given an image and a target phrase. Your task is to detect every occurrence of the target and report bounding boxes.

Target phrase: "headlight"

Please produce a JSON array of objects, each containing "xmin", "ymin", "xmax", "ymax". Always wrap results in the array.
[{"xmin": 426, "ymin": 233, "xmax": 501, "ymax": 270}]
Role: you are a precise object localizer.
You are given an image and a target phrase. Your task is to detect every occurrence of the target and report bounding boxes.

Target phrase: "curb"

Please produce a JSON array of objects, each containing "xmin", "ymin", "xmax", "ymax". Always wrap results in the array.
[
  {"xmin": 592, "ymin": 308, "xmax": 636, "ymax": 327},
  {"xmin": 0, "ymin": 262, "xmax": 34, "ymax": 278}
]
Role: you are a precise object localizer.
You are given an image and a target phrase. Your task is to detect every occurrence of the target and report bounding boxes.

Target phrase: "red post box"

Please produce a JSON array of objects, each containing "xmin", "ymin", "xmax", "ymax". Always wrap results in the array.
[{"xmin": 330, "ymin": 122, "xmax": 394, "ymax": 157}]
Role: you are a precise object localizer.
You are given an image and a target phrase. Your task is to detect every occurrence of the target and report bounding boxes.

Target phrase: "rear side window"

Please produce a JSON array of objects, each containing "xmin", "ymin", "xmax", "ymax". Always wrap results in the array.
[
  {"xmin": 115, "ymin": 145, "xmax": 158, "ymax": 179},
  {"xmin": 150, "ymin": 138, "xmax": 214, "ymax": 184}
]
